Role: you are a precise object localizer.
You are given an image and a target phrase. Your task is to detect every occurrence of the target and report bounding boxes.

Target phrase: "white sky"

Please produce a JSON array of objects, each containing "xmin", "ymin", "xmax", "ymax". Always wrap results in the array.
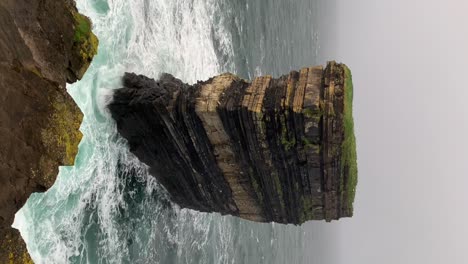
[{"xmin": 305, "ymin": 1, "xmax": 468, "ymax": 263}]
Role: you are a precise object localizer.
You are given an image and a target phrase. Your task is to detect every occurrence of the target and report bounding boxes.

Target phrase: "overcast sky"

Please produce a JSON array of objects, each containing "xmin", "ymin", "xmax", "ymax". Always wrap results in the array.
[{"xmin": 305, "ymin": 1, "xmax": 468, "ymax": 263}]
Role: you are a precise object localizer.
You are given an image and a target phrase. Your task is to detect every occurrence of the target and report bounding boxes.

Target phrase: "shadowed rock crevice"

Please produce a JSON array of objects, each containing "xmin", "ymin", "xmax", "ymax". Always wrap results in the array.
[{"xmin": 109, "ymin": 61, "xmax": 358, "ymax": 225}]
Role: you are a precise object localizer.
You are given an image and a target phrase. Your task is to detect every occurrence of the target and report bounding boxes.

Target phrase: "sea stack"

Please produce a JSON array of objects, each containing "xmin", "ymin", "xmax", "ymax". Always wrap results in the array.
[{"xmin": 109, "ymin": 61, "xmax": 357, "ymax": 224}]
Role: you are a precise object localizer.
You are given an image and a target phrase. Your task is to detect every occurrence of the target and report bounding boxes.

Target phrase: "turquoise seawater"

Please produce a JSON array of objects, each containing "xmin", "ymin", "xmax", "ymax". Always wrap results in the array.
[{"xmin": 14, "ymin": 0, "xmax": 324, "ymax": 263}]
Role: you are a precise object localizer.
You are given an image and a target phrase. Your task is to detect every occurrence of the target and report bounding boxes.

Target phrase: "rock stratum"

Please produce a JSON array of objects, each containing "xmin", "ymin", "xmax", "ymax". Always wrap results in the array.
[
  {"xmin": 109, "ymin": 61, "xmax": 358, "ymax": 225},
  {"xmin": 0, "ymin": 0, "xmax": 97, "ymax": 262}
]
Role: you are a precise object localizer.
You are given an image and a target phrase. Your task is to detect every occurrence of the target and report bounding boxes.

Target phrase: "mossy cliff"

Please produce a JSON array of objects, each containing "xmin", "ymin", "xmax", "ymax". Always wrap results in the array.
[
  {"xmin": 109, "ymin": 61, "xmax": 358, "ymax": 224},
  {"xmin": 0, "ymin": 0, "xmax": 98, "ymax": 262}
]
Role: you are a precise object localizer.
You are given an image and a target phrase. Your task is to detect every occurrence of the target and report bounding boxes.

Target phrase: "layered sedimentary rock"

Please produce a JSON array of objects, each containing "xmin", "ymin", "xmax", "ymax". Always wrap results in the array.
[
  {"xmin": 109, "ymin": 61, "xmax": 358, "ymax": 225},
  {"xmin": 0, "ymin": 0, "xmax": 98, "ymax": 262}
]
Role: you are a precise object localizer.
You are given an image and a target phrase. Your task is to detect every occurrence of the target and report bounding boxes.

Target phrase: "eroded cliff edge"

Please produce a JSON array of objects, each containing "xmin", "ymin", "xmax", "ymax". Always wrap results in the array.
[
  {"xmin": 109, "ymin": 62, "xmax": 357, "ymax": 225},
  {"xmin": 0, "ymin": 0, "xmax": 97, "ymax": 262}
]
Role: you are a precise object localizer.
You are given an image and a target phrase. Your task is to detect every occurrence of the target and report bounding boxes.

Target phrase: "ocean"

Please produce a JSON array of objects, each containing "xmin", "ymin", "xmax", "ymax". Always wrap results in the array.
[{"xmin": 14, "ymin": 0, "xmax": 329, "ymax": 263}]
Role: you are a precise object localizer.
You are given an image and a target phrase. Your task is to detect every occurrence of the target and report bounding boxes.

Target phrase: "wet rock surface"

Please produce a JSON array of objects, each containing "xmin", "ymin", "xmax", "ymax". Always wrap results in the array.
[
  {"xmin": 109, "ymin": 61, "xmax": 357, "ymax": 225},
  {"xmin": 0, "ymin": 0, "xmax": 98, "ymax": 262}
]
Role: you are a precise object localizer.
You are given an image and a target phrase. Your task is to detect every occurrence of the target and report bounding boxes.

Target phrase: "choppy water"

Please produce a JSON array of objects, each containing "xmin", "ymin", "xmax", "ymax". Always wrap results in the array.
[{"xmin": 14, "ymin": 0, "xmax": 323, "ymax": 263}]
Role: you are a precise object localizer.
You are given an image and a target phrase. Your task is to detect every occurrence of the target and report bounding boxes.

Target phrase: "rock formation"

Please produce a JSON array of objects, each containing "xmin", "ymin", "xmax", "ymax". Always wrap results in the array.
[
  {"xmin": 109, "ymin": 61, "xmax": 358, "ymax": 225},
  {"xmin": 0, "ymin": 0, "xmax": 98, "ymax": 262}
]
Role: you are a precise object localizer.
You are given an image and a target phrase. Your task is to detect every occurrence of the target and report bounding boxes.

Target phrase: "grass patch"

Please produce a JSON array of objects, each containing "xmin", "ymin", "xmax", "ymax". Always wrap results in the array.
[
  {"xmin": 70, "ymin": 11, "xmax": 99, "ymax": 79},
  {"xmin": 341, "ymin": 65, "xmax": 358, "ymax": 215},
  {"xmin": 74, "ymin": 13, "xmax": 92, "ymax": 43}
]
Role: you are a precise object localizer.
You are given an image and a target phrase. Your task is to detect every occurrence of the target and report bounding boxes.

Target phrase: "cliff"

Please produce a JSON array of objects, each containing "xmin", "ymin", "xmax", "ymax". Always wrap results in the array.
[
  {"xmin": 109, "ymin": 62, "xmax": 357, "ymax": 224},
  {"xmin": 0, "ymin": 0, "xmax": 98, "ymax": 262}
]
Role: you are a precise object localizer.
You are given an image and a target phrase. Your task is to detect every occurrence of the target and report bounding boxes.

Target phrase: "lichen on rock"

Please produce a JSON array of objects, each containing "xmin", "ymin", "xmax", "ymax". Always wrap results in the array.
[
  {"xmin": 0, "ymin": 229, "xmax": 33, "ymax": 264},
  {"xmin": 69, "ymin": 11, "xmax": 99, "ymax": 81},
  {"xmin": 41, "ymin": 92, "xmax": 84, "ymax": 167},
  {"xmin": 37, "ymin": 90, "xmax": 84, "ymax": 189}
]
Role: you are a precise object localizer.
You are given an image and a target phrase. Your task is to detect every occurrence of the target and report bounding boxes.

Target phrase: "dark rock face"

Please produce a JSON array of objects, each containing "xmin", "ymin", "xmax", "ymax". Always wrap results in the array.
[
  {"xmin": 0, "ymin": 0, "xmax": 98, "ymax": 262},
  {"xmin": 109, "ymin": 62, "xmax": 357, "ymax": 225}
]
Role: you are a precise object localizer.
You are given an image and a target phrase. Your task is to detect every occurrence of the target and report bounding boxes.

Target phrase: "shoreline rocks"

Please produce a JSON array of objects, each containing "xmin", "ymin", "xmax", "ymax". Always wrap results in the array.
[{"xmin": 0, "ymin": 0, "xmax": 98, "ymax": 262}]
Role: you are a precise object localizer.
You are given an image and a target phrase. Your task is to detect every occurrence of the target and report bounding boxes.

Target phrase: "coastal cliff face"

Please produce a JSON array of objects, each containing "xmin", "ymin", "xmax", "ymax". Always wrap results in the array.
[
  {"xmin": 0, "ymin": 0, "xmax": 97, "ymax": 262},
  {"xmin": 109, "ymin": 62, "xmax": 357, "ymax": 225}
]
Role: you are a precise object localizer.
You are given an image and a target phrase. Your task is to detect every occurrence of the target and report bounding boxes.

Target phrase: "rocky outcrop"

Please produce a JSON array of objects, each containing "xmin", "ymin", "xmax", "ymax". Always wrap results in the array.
[
  {"xmin": 109, "ymin": 61, "xmax": 357, "ymax": 225},
  {"xmin": 0, "ymin": 0, "xmax": 98, "ymax": 262}
]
